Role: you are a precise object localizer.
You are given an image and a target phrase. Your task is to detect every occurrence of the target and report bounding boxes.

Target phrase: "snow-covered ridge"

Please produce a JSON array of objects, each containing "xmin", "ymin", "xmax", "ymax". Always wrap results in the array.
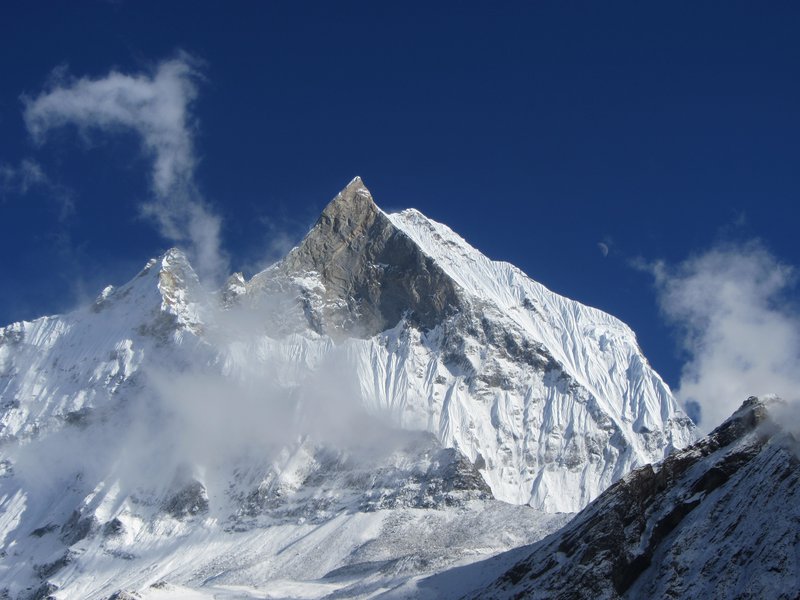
[
  {"xmin": 379, "ymin": 197, "xmax": 695, "ymax": 508},
  {"xmin": 0, "ymin": 249, "xmax": 205, "ymax": 442},
  {"xmin": 387, "ymin": 206, "xmax": 672, "ymax": 428}
]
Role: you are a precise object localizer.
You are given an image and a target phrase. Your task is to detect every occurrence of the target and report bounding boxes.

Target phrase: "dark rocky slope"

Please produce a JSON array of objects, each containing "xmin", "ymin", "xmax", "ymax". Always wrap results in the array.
[{"xmin": 460, "ymin": 397, "xmax": 800, "ymax": 600}]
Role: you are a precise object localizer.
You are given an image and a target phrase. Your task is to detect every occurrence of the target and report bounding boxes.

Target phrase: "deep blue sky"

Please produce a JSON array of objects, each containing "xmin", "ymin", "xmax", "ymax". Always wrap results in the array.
[{"xmin": 1, "ymin": 1, "xmax": 798, "ymax": 389}]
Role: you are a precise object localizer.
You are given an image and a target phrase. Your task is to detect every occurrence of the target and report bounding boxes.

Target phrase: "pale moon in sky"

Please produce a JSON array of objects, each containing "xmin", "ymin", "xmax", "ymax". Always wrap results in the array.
[{"xmin": 597, "ymin": 242, "xmax": 609, "ymax": 257}]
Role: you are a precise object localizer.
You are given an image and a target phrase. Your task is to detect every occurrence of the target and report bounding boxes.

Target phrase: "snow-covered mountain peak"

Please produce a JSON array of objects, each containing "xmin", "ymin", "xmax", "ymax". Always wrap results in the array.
[
  {"xmin": 219, "ymin": 179, "xmax": 693, "ymax": 509},
  {"xmin": 91, "ymin": 246, "xmax": 204, "ymax": 334},
  {"xmin": 0, "ymin": 177, "xmax": 696, "ymax": 513},
  {"xmin": 388, "ymin": 205, "xmax": 637, "ymax": 338},
  {"xmin": 220, "ymin": 271, "xmax": 247, "ymax": 305}
]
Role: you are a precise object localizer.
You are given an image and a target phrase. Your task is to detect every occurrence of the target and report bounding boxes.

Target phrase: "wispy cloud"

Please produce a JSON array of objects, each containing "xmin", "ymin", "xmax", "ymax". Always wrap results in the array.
[
  {"xmin": 0, "ymin": 158, "xmax": 74, "ymax": 219},
  {"xmin": 22, "ymin": 53, "xmax": 226, "ymax": 281},
  {"xmin": 643, "ymin": 241, "xmax": 800, "ymax": 431},
  {"xmin": 0, "ymin": 158, "xmax": 46, "ymax": 193}
]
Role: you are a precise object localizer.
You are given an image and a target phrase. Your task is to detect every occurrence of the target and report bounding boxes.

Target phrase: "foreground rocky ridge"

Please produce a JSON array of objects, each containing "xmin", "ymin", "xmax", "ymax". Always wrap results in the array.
[{"xmin": 454, "ymin": 396, "xmax": 799, "ymax": 600}]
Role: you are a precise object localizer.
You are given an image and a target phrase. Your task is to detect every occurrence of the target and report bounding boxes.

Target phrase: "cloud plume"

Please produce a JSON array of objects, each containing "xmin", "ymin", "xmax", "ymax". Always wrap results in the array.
[
  {"xmin": 23, "ymin": 54, "xmax": 226, "ymax": 281},
  {"xmin": 647, "ymin": 241, "xmax": 800, "ymax": 431}
]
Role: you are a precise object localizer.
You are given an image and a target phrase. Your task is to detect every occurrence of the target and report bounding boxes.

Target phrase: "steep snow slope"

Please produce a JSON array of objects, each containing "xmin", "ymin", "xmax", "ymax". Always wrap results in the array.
[
  {"xmin": 453, "ymin": 396, "xmax": 800, "ymax": 600},
  {"xmin": 384, "ymin": 205, "xmax": 695, "ymax": 508}
]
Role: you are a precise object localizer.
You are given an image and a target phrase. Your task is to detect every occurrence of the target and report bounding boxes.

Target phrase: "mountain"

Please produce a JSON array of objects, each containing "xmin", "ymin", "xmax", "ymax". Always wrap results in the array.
[
  {"xmin": 436, "ymin": 396, "xmax": 799, "ymax": 600},
  {"xmin": 0, "ymin": 177, "xmax": 694, "ymax": 598},
  {"xmin": 231, "ymin": 176, "xmax": 695, "ymax": 509}
]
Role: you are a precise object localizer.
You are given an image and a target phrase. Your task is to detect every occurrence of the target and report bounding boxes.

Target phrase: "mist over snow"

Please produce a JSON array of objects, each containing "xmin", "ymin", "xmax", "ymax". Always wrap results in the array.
[
  {"xmin": 22, "ymin": 53, "xmax": 226, "ymax": 283},
  {"xmin": 0, "ymin": 159, "xmax": 47, "ymax": 196},
  {"xmin": 7, "ymin": 292, "xmax": 401, "ymax": 506},
  {"xmin": 0, "ymin": 158, "xmax": 74, "ymax": 219},
  {"xmin": 644, "ymin": 241, "xmax": 800, "ymax": 432}
]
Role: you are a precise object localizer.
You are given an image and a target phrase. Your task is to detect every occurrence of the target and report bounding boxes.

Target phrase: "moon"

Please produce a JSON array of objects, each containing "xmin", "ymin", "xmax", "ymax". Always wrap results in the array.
[{"xmin": 597, "ymin": 242, "xmax": 609, "ymax": 258}]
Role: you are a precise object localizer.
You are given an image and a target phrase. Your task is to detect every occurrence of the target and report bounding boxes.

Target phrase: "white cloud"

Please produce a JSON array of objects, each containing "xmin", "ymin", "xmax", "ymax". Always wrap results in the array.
[
  {"xmin": 15, "ymin": 158, "xmax": 47, "ymax": 192},
  {"xmin": 1, "ymin": 158, "xmax": 45, "ymax": 193},
  {"xmin": 0, "ymin": 158, "xmax": 74, "ymax": 218},
  {"xmin": 23, "ymin": 53, "xmax": 226, "ymax": 281},
  {"xmin": 647, "ymin": 241, "xmax": 800, "ymax": 431}
]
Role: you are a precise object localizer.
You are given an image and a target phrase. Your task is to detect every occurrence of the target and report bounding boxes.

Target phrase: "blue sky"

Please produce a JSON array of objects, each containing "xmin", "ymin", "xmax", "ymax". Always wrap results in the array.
[{"xmin": 1, "ymin": 1, "xmax": 799, "ymax": 411}]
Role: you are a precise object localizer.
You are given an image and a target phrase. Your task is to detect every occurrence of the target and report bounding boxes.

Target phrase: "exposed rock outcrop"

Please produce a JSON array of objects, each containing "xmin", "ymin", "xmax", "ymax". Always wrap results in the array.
[{"xmin": 253, "ymin": 176, "xmax": 463, "ymax": 337}]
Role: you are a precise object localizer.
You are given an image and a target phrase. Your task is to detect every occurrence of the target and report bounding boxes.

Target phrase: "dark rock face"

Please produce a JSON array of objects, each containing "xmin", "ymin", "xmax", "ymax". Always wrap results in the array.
[
  {"xmin": 359, "ymin": 445, "xmax": 494, "ymax": 511},
  {"xmin": 102, "ymin": 518, "xmax": 125, "ymax": 537},
  {"xmin": 464, "ymin": 397, "xmax": 800, "ymax": 600},
  {"xmin": 107, "ymin": 591, "xmax": 141, "ymax": 600},
  {"xmin": 436, "ymin": 301, "xmax": 560, "ymax": 387},
  {"xmin": 231, "ymin": 431, "xmax": 493, "ymax": 525},
  {"xmin": 162, "ymin": 479, "xmax": 209, "ymax": 519},
  {"xmin": 59, "ymin": 510, "xmax": 98, "ymax": 546},
  {"xmin": 276, "ymin": 177, "xmax": 462, "ymax": 337},
  {"xmin": 27, "ymin": 583, "xmax": 58, "ymax": 600},
  {"xmin": 29, "ymin": 524, "xmax": 57, "ymax": 538},
  {"xmin": 33, "ymin": 551, "xmax": 73, "ymax": 580}
]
